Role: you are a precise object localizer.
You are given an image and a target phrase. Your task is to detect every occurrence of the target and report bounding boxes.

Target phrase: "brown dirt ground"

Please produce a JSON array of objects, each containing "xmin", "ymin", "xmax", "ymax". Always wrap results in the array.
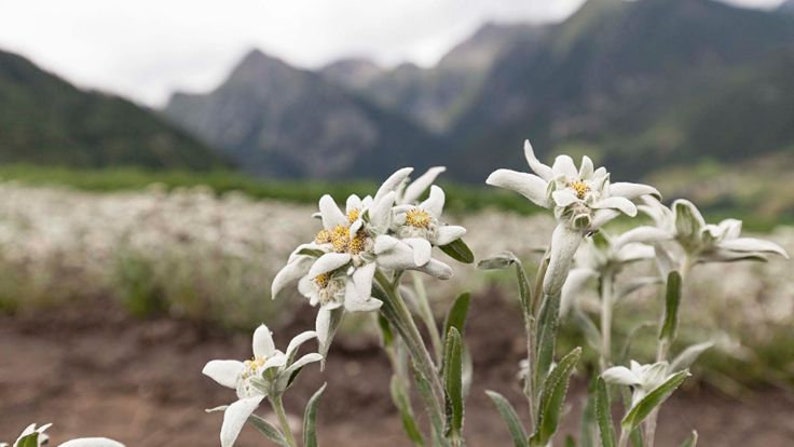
[{"xmin": 1, "ymin": 291, "xmax": 793, "ymax": 447}]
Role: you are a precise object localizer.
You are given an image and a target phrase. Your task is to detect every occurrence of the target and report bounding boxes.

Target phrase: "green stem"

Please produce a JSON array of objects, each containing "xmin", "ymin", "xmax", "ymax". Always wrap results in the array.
[
  {"xmin": 270, "ymin": 395, "xmax": 298, "ymax": 447},
  {"xmin": 644, "ymin": 256, "xmax": 693, "ymax": 447},
  {"xmin": 617, "ymin": 428, "xmax": 630, "ymax": 447},
  {"xmin": 412, "ymin": 273, "xmax": 444, "ymax": 363},
  {"xmin": 375, "ymin": 270, "xmax": 448, "ymax": 446}
]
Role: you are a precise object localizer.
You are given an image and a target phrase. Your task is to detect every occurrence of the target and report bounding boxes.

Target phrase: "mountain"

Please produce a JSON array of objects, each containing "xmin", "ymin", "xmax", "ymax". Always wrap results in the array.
[
  {"xmin": 780, "ymin": 0, "xmax": 794, "ymax": 14},
  {"xmin": 448, "ymin": 0, "xmax": 794, "ymax": 181},
  {"xmin": 0, "ymin": 49, "xmax": 225, "ymax": 170},
  {"xmin": 320, "ymin": 22, "xmax": 546, "ymax": 133},
  {"xmin": 163, "ymin": 50, "xmax": 444, "ymax": 179}
]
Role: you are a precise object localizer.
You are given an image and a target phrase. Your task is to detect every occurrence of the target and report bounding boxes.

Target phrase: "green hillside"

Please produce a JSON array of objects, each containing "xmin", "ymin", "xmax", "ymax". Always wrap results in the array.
[{"xmin": 0, "ymin": 49, "xmax": 227, "ymax": 170}]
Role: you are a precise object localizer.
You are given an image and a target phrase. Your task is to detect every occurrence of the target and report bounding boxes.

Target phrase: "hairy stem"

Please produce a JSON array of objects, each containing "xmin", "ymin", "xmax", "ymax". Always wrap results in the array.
[
  {"xmin": 270, "ymin": 395, "xmax": 298, "ymax": 447},
  {"xmin": 600, "ymin": 272, "xmax": 615, "ymax": 371}
]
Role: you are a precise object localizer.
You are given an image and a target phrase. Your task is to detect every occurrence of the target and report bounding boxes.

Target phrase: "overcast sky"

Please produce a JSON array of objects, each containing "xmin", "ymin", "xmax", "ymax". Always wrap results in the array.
[{"xmin": 0, "ymin": 0, "xmax": 784, "ymax": 107}]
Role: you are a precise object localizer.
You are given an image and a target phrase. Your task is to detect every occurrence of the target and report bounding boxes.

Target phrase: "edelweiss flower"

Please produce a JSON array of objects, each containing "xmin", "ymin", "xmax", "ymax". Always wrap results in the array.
[
  {"xmin": 487, "ymin": 140, "xmax": 659, "ymax": 297},
  {"xmin": 486, "ymin": 140, "xmax": 659, "ymax": 232},
  {"xmin": 202, "ymin": 325, "xmax": 321, "ymax": 447},
  {"xmin": 561, "ymin": 231, "xmax": 658, "ymax": 316},
  {"xmin": 392, "ymin": 185, "xmax": 467, "ymax": 265},
  {"xmin": 1, "ymin": 424, "xmax": 123, "ymax": 447},
  {"xmin": 601, "ymin": 360, "xmax": 672, "ymax": 407},
  {"xmin": 638, "ymin": 198, "xmax": 789, "ymax": 268},
  {"xmin": 271, "ymin": 168, "xmax": 458, "ymax": 353}
]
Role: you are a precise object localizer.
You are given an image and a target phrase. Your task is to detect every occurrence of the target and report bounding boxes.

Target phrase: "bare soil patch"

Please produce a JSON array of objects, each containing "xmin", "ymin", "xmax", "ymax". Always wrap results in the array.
[{"xmin": 1, "ymin": 292, "xmax": 793, "ymax": 446}]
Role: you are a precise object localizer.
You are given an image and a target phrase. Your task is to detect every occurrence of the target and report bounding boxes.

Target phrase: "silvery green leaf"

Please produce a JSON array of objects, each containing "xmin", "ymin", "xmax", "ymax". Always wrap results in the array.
[
  {"xmin": 670, "ymin": 341, "xmax": 714, "ymax": 371},
  {"xmin": 621, "ymin": 370, "xmax": 690, "ymax": 431},
  {"xmin": 377, "ymin": 313, "xmax": 395, "ymax": 348},
  {"xmin": 534, "ymin": 291, "xmax": 561, "ymax": 394},
  {"xmin": 390, "ymin": 376, "xmax": 425, "ymax": 446},
  {"xmin": 303, "ymin": 383, "xmax": 327, "ymax": 447},
  {"xmin": 654, "ymin": 245, "xmax": 676, "ymax": 278},
  {"xmin": 485, "ymin": 390, "xmax": 529, "ymax": 447},
  {"xmin": 297, "ymin": 247, "xmax": 325, "ymax": 258},
  {"xmin": 595, "ymin": 378, "xmax": 616, "ymax": 447},
  {"xmin": 579, "ymin": 382, "xmax": 597, "ymax": 447},
  {"xmin": 680, "ymin": 430, "xmax": 698, "ymax": 447},
  {"xmin": 248, "ymin": 414, "xmax": 289, "ymax": 447},
  {"xmin": 443, "ymin": 292, "xmax": 471, "ymax": 342},
  {"xmin": 440, "ymin": 238, "xmax": 475, "ymax": 264},
  {"xmin": 477, "ymin": 252, "xmax": 517, "ymax": 270},
  {"xmin": 443, "ymin": 327, "xmax": 464, "ymax": 438},
  {"xmin": 530, "ymin": 347, "xmax": 582, "ymax": 446},
  {"xmin": 659, "ymin": 271, "xmax": 682, "ymax": 342},
  {"xmin": 17, "ymin": 433, "xmax": 39, "ymax": 447},
  {"xmin": 410, "ymin": 362, "xmax": 446, "ymax": 442}
]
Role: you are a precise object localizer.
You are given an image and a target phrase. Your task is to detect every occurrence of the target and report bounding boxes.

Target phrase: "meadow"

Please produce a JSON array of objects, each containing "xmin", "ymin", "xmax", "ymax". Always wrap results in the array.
[{"xmin": 0, "ymin": 176, "xmax": 791, "ymax": 388}]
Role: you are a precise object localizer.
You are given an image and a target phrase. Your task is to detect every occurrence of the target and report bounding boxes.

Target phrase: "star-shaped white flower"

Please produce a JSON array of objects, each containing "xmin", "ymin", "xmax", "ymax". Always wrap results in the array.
[
  {"xmin": 486, "ymin": 140, "xmax": 659, "ymax": 232},
  {"xmin": 602, "ymin": 360, "xmax": 672, "ymax": 407},
  {"xmin": 392, "ymin": 185, "xmax": 467, "ymax": 266},
  {"xmin": 637, "ymin": 198, "xmax": 788, "ymax": 269},
  {"xmin": 202, "ymin": 325, "xmax": 321, "ymax": 447}
]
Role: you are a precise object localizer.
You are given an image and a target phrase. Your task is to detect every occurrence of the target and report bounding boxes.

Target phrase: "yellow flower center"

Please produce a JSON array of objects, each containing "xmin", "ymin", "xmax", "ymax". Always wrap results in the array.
[
  {"xmin": 405, "ymin": 208, "xmax": 432, "ymax": 229},
  {"xmin": 243, "ymin": 355, "xmax": 268, "ymax": 377},
  {"xmin": 347, "ymin": 208, "xmax": 360, "ymax": 223},
  {"xmin": 569, "ymin": 180, "xmax": 590, "ymax": 200},
  {"xmin": 315, "ymin": 229, "xmax": 331, "ymax": 244},
  {"xmin": 314, "ymin": 272, "xmax": 331, "ymax": 289},
  {"xmin": 349, "ymin": 231, "xmax": 367, "ymax": 254},
  {"xmin": 330, "ymin": 225, "xmax": 350, "ymax": 252}
]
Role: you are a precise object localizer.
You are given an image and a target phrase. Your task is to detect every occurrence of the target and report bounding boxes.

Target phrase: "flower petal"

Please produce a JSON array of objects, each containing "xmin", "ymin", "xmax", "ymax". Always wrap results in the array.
[
  {"xmin": 351, "ymin": 262, "xmax": 377, "ymax": 302},
  {"xmin": 673, "ymin": 200, "xmax": 706, "ymax": 238},
  {"xmin": 579, "ymin": 156, "xmax": 594, "ymax": 179},
  {"xmin": 601, "ymin": 366, "xmax": 642, "ymax": 386},
  {"xmin": 252, "ymin": 325, "xmax": 276, "ymax": 358},
  {"xmin": 523, "ymin": 140, "xmax": 554, "ymax": 181},
  {"xmin": 436, "ymin": 225, "xmax": 467, "ymax": 246},
  {"xmin": 262, "ymin": 352, "xmax": 288, "ymax": 371},
  {"xmin": 308, "ymin": 253, "xmax": 352, "ymax": 278},
  {"xmin": 719, "ymin": 237, "xmax": 789, "ymax": 258},
  {"xmin": 421, "ymin": 185, "xmax": 445, "ymax": 218},
  {"xmin": 374, "ymin": 167, "xmax": 414, "ymax": 204},
  {"xmin": 283, "ymin": 353, "xmax": 324, "ymax": 377},
  {"xmin": 552, "ymin": 189, "xmax": 579, "ymax": 207},
  {"xmin": 286, "ymin": 331, "xmax": 318, "ymax": 360},
  {"xmin": 220, "ymin": 396, "xmax": 265, "ymax": 447},
  {"xmin": 486, "ymin": 169, "xmax": 550, "ymax": 208},
  {"xmin": 272, "ymin": 256, "xmax": 314, "ymax": 300},
  {"xmin": 318, "ymin": 195, "xmax": 346, "ymax": 229},
  {"xmin": 417, "ymin": 258, "xmax": 453, "ymax": 280},
  {"xmin": 593, "ymin": 196, "xmax": 637, "ymax": 217},
  {"xmin": 346, "ymin": 194, "xmax": 363, "ymax": 215},
  {"xmin": 402, "ymin": 166, "xmax": 446, "ymax": 204},
  {"xmin": 404, "ymin": 237, "xmax": 432, "ymax": 266},
  {"xmin": 609, "ymin": 182, "xmax": 661, "ymax": 200},
  {"xmin": 612, "ymin": 226, "xmax": 671, "ymax": 251},
  {"xmin": 369, "ymin": 191, "xmax": 396, "ymax": 233},
  {"xmin": 590, "ymin": 209, "xmax": 621, "ymax": 230},
  {"xmin": 203, "ymin": 360, "xmax": 245, "ymax": 389},
  {"xmin": 552, "ymin": 155, "xmax": 578, "ymax": 178}
]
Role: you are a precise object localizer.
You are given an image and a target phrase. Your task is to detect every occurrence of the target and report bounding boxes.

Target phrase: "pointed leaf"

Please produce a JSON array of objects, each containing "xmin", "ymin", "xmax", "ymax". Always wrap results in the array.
[
  {"xmin": 622, "ymin": 370, "xmax": 690, "ymax": 431},
  {"xmin": 680, "ymin": 430, "xmax": 698, "ymax": 447},
  {"xmin": 534, "ymin": 291, "xmax": 561, "ymax": 394},
  {"xmin": 411, "ymin": 361, "xmax": 446, "ymax": 443},
  {"xmin": 485, "ymin": 390, "xmax": 529, "ymax": 447},
  {"xmin": 17, "ymin": 433, "xmax": 39, "ymax": 447},
  {"xmin": 297, "ymin": 247, "xmax": 325, "ymax": 258},
  {"xmin": 444, "ymin": 292, "xmax": 471, "ymax": 341},
  {"xmin": 248, "ymin": 414, "xmax": 289, "ymax": 447},
  {"xmin": 515, "ymin": 257, "xmax": 534, "ymax": 317},
  {"xmin": 579, "ymin": 383, "xmax": 597, "ymax": 447},
  {"xmin": 595, "ymin": 378, "xmax": 616, "ymax": 447},
  {"xmin": 477, "ymin": 253, "xmax": 515, "ymax": 270},
  {"xmin": 531, "ymin": 347, "xmax": 582, "ymax": 446},
  {"xmin": 443, "ymin": 327, "xmax": 464, "ymax": 438},
  {"xmin": 670, "ymin": 342, "xmax": 714, "ymax": 371},
  {"xmin": 303, "ymin": 383, "xmax": 327, "ymax": 447},
  {"xmin": 377, "ymin": 313, "xmax": 395, "ymax": 348},
  {"xmin": 659, "ymin": 271, "xmax": 682, "ymax": 342},
  {"xmin": 440, "ymin": 238, "xmax": 474, "ymax": 264},
  {"xmin": 390, "ymin": 376, "xmax": 426, "ymax": 446}
]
